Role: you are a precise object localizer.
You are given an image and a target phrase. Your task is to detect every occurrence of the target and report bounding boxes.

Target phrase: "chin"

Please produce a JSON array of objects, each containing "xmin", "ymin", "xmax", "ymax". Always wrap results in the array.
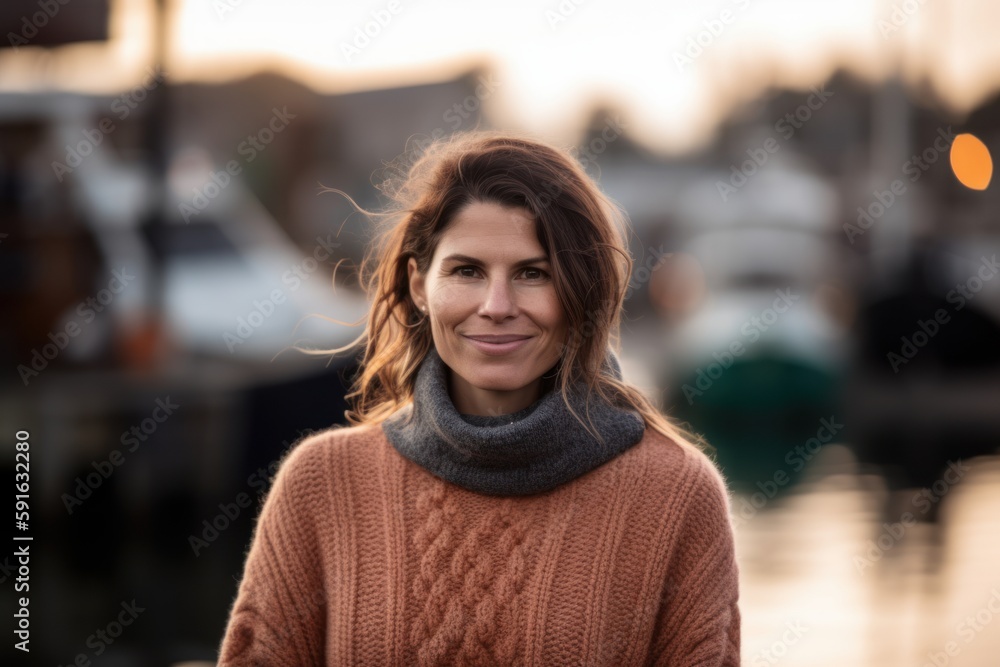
[
  {"xmin": 451, "ymin": 362, "xmax": 530, "ymax": 391},
  {"xmin": 465, "ymin": 370, "xmax": 529, "ymax": 392}
]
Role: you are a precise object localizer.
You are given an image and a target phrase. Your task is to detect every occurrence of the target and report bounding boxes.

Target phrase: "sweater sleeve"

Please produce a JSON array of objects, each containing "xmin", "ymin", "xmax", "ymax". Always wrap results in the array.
[
  {"xmin": 217, "ymin": 435, "xmax": 329, "ymax": 667},
  {"xmin": 648, "ymin": 450, "xmax": 741, "ymax": 666}
]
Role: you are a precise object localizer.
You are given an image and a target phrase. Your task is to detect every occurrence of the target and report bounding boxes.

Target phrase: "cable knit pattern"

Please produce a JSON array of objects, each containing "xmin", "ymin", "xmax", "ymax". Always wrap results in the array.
[{"xmin": 217, "ymin": 422, "xmax": 741, "ymax": 666}]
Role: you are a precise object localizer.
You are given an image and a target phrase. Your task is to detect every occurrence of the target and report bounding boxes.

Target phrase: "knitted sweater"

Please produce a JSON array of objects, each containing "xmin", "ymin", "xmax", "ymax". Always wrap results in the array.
[{"xmin": 216, "ymin": 423, "xmax": 741, "ymax": 665}]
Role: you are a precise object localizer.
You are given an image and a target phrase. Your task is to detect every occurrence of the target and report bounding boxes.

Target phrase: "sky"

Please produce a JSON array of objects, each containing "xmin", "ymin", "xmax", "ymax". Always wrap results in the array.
[{"xmin": 2, "ymin": 0, "xmax": 999, "ymax": 154}]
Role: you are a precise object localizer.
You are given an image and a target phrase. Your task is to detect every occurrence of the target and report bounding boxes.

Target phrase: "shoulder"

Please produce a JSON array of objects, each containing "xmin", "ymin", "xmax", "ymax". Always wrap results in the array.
[
  {"xmin": 629, "ymin": 427, "xmax": 734, "ymax": 526},
  {"xmin": 269, "ymin": 422, "xmax": 384, "ymax": 494},
  {"xmin": 623, "ymin": 430, "xmax": 738, "ymax": 581}
]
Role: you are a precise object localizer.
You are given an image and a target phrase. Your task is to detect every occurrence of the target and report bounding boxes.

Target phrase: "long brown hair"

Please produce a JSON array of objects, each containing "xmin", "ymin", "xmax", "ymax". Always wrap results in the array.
[{"xmin": 302, "ymin": 129, "xmax": 712, "ymax": 456}]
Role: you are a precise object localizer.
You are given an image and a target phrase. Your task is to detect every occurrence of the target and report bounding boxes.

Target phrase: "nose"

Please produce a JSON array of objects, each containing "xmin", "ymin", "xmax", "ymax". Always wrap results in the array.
[{"xmin": 477, "ymin": 277, "xmax": 519, "ymax": 320}]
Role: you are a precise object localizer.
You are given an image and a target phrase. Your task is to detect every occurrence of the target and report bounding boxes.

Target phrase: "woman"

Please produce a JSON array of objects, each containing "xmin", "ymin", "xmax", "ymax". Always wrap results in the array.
[{"xmin": 217, "ymin": 130, "xmax": 741, "ymax": 666}]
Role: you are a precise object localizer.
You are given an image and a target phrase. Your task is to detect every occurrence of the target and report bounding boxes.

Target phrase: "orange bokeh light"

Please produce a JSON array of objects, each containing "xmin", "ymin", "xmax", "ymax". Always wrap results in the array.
[{"xmin": 950, "ymin": 133, "xmax": 993, "ymax": 190}]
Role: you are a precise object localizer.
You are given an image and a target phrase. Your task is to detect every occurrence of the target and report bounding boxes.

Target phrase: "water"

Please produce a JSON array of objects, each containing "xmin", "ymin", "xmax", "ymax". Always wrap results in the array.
[{"xmin": 736, "ymin": 446, "xmax": 1000, "ymax": 666}]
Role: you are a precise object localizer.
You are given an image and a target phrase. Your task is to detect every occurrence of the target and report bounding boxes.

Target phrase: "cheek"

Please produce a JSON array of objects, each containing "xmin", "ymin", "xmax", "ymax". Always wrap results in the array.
[
  {"xmin": 539, "ymin": 290, "xmax": 566, "ymax": 327},
  {"xmin": 429, "ymin": 283, "xmax": 467, "ymax": 318}
]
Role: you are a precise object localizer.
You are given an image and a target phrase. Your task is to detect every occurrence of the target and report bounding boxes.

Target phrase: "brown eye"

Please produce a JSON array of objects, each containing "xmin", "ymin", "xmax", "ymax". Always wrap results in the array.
[{"xmin": 454, "ymin": 266, "xmax": 480, "ymax": 278}]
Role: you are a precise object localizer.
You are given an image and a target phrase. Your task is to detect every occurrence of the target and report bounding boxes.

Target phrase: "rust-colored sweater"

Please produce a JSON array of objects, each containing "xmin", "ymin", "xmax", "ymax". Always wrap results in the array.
[{"xmin": 217, "ymin": 422, "xmax": 741, "ymax": 665}]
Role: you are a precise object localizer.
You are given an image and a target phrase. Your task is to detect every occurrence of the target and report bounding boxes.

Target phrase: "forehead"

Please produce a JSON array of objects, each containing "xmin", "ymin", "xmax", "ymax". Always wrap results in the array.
[{"xmin": 435, "ymin": 201, "xmax": 543, "ymax": 259}]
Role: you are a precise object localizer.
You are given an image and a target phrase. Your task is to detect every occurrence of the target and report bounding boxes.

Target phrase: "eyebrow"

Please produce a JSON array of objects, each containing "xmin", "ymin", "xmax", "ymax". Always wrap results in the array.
[{"xmin": 440, "ymin": 253, "xmax": 550, "ymax": 268}]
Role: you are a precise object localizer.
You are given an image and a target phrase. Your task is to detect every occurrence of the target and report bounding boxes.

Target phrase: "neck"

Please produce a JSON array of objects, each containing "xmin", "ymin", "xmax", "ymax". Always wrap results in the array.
[
  {"xmin": 381, "ymin": 345, "xmax": 646, "ymax": 496},
  {"xmin": 446, "ymin": 365, "xmax": 550, "ymax": 417}
]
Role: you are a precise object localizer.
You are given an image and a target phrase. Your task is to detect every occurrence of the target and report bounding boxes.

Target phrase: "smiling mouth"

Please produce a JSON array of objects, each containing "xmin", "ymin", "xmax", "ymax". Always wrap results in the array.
[
  {"xmin": 461, "ymin": 335, "xmax": 534, "ymax": 355},
  {"xmin": 462, "ymin": 335, "xmax": 533, "ymax": 343}
]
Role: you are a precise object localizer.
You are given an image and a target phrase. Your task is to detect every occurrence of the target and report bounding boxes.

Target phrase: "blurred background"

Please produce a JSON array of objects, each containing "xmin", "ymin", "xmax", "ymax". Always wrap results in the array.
[{"xmin": 1, "ymin": 0, "xmax": 999, "ymax": 665}]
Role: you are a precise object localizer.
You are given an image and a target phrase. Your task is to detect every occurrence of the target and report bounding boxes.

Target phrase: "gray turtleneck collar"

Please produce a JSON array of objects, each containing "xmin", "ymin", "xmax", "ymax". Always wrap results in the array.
[{"xmin": 381, "ymin": 345, "xmax": 646, "ymax": 496}]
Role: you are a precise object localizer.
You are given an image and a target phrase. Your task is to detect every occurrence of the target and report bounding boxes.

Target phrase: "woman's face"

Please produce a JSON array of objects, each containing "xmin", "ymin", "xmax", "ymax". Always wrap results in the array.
[{"xmin": 408, "ymin": 200, "xmax": 569, "ymax": 416}]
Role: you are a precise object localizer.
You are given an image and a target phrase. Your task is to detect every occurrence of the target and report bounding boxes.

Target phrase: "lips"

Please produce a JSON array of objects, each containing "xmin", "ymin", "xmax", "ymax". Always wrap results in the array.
[
  {"xmin": 462, "ymin": 335, "xmax": 532, "ymax": 343},
  {"xmin": 462, "ymin": 334, "xmax": 533, "ymax": 356}
]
